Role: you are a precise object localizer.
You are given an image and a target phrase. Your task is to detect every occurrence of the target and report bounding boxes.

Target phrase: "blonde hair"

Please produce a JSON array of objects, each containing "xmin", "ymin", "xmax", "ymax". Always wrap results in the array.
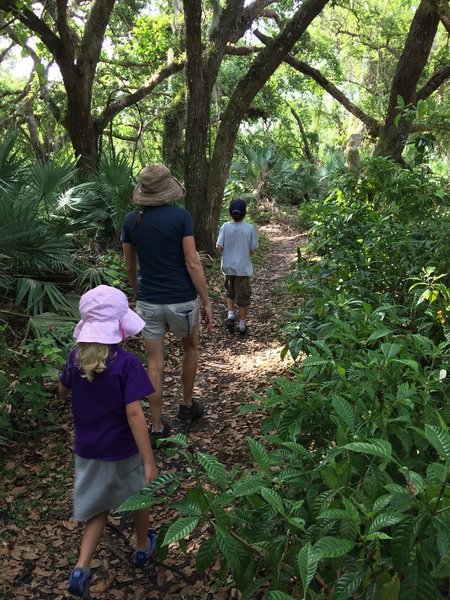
[{"xmin": 76, "ymin": 343, "xmax": 111, "ymax": 382}]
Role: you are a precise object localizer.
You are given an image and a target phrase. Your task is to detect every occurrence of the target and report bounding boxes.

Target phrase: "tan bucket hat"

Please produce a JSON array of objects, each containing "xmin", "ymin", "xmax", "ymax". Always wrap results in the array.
[{"xmin": 131, "ymin": 163, "xmax": 185, "ymax": 206}]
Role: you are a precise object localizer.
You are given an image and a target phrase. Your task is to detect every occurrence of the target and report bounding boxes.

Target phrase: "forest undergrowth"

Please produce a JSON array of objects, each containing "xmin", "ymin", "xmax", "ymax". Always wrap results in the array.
[{"xmin": 0, "ymin": 212, "xmax": 305, "ymax": 599}]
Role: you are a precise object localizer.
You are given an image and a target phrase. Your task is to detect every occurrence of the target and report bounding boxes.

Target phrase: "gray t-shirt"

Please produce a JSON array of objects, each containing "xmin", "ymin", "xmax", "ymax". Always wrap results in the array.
[{"xmin": 216, "ymin": 220, "xmax": 258, "ymax": 276}]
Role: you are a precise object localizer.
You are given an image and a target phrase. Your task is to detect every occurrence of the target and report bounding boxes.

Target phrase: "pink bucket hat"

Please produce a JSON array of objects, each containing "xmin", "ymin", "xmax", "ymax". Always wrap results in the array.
[{"xmin": 74, "ymin": 285, "xmax": 144, "ymax": 344}]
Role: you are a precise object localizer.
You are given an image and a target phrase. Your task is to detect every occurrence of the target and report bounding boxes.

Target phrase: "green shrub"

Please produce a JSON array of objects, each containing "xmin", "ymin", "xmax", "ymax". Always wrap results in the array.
[{"xmin": 119, "ymin": 158, "xmax": 450, "ymax": 598}]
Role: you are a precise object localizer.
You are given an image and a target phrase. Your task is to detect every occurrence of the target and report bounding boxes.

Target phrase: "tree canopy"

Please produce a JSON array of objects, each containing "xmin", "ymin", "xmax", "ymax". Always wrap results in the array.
[{"xmin": 0, "ymin": 0, "xmax": 449, "ymax": 250}]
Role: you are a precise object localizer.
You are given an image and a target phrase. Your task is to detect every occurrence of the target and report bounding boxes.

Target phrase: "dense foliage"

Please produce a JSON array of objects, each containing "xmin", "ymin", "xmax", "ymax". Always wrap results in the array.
[{"xmin": 120, "ymin": 158, "xmax": 450, "ymax": 598}]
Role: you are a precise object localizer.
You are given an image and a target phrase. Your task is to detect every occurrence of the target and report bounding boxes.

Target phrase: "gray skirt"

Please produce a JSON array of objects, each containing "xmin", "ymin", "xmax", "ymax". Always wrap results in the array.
[{"xmin": 74, "ymin": 453, "xmax": 144, "ymax": 522}]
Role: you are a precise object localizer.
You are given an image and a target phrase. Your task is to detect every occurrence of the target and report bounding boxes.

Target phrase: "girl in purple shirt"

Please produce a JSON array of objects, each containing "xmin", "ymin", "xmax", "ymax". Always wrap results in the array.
[{"xmin": 59, "ymin": 285, "xmax": 159, "ymax": 599}]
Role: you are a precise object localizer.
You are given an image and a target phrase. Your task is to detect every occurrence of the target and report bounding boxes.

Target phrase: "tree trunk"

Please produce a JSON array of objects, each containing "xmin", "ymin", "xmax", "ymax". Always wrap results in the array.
[
  {"xmin": 64, "ymin": 77, "xmax": 100, "ymax": 172},
  {"xmin": 186, "ymin": 0, "xmax": 329, "ymax": 254},
  {"xmin": 373, "ymin": 0, "xmax": 440, "ymax": 161},
  {"xmin": 290, "ymin": 107, "xmax": 315, "ymax": 165},
  {"xmin": 183, "ymin": 0, "xmax": 246, "ymax": 252},
  {"xmin": 0, "ymin": 0, "xmax": 116, "ymax": 172}
]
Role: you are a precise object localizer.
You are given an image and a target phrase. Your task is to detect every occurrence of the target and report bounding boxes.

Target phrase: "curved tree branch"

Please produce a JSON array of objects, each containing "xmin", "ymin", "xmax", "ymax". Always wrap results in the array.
[
  {"xmin": 98, "ymin": 60, "xmax": 185, "ymax": 129},
  {"xmin": 435, "ymin": 0, "xmax": 450, "ymax": 33},
  {"xmin": 417, "ymin": 65, "xmax": 450, "ymax": 100},
  {"xmin": 0, "ymin": 0, "xmax": 62, "ymax": 56},
  {"xmin": 254, "ymin": 28, "xmax": 381, "ymax": 137},
  {"xmin": 78, "ymin": 0, "xmax": 116, "ymax": 86}
]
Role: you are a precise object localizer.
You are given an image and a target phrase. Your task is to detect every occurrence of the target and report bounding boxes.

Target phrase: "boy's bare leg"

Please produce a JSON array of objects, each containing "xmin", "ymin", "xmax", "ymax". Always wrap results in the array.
[
  {"xmin": 238, "ymin": 305, "xmax": 248, "ymax": 320},
  {"xmin": 238, "ymin": 305, "xmax": 248, "ymax": 332},
  {"xmin": 226, "ymin": 298, "xmax": 235, "ymax": 314}
]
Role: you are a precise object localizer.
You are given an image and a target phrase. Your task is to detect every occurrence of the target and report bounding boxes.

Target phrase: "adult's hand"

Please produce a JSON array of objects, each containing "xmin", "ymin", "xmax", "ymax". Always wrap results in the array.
[{"xmin": 201, "ymin": 301, "xmax": 213, "ymax": 331}]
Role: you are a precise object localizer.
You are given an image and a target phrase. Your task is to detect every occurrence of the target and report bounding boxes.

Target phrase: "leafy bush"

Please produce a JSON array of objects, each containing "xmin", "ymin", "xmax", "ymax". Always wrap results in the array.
[
  {"xmin": 0, "ymin": 323, "xmax": 73, "ymax": 443},
  {"xmin": 299, "ymin": 158, "xmax": 449, "ymax": 302},
  {"xmin": 229, "ymin": 142, "xmax": 314, "ymax": 205},
  {"xmin": 113, "ymin": 157, "xmax": 450, "ymax": 598}
]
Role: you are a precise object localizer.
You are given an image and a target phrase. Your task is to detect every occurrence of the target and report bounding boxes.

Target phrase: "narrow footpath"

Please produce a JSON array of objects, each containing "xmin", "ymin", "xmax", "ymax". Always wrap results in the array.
[{"xmin": 0, "ymin": 214, "xmax": 306, "ymax": 600}]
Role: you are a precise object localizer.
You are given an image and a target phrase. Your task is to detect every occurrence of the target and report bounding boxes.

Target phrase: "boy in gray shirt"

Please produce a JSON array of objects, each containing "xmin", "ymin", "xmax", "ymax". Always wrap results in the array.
[{"xmin": 216, "ymin": 199, "xmax": 258, "ymax": 335}]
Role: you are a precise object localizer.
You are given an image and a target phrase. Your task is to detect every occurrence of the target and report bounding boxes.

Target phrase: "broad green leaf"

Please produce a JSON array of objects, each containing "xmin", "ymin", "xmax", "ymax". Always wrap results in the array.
[
  {"xmin": 381, "ymin": 343, "xmax": 401, "ymax": 360},
  {"xmin": 366, "ymin": 532, "xmax": 392, "ymax": 540},
  {"xmin": 162, "ymin": 516, "xmax": 200, "ymax": 546},
  {"xmin": 171, "ymin": 500, "xmax": 203, "ymax": 516},
  {"xmin": 424, "ymin": 425, "xmax": 450, "ymax": 462},
  {"xmin": 343, "ymin": 439, "xmax": 392, "ymax": 460},
  {"xmin": 374, "ymin": 572, "xmax": 400, "ymax": 600},
  {"xmin": 261, "ymin": 487, "xmax": 285, "ymax": 515},
  {"xmin": 247, "ymin": 437, "xmax": 271, "ymax": 473},
  {"xmin": 302, "ymin": 356, "xmax": 331, "ymax": 369},
  {"xmin": 392, "ymin": 358, "xmax": 419, "ymax": 372},
  {"xmin": 426, "ymin": 462, "xmax": 447, "ymax": 483},
  {"xmin": 313, "ymin": 536, "xmax": 354, "ymax": 559},
  {"xmin": 366, "ymin": 327, "xmax": 393, "ymax": 342},
  {"xmin": 267, "ymin": 592, "xmax": 296, "ymax": 600},
  {"xmin": 431, "ymin": 548, "xmax": 450, "ymax": 577},
  {"xmin": 115, "ymin": 472, "xmax": 180, "ymax": 512},
  {"xmin": 165, "ymin": 433, "xmax": 189, "ymax": 447},
  {"xmin": 115, "ymin": 492, "xmax": 162, "ymax": 512},
  {"xmin": 331, "ymin": 395, "xmax": 355, "ymax": 430},
  {"xmin": 399, "ymin": 558, "xmax": 437, "ymax": 600},
  {"xmin": 197, "ymin": 452, "xmax": 229, "ymax": 487},
  {"xmin": 287, "ymin": 517, "xmax": 305, "ymax": 530},
  {"xmin": 281, "ymin": 441, "xmax": 311, "ymax": 458},
  {"xmin": 151, "ymin": 472, "xmax": 184, "ymax": 495},
  {"xmin": 319, "ymin": 508, "xmax": 349, "ymax": 522},
  {"xmin": 297, "ymin": 543, "xmax": 318, "ymax": 596},
  {"xmin": 391, "ymin": 518, "xmax": 418, "ymax": 570},
  {"xmin": 215, "ymin": 525, "xmax": 249, "ymax": 570},
  {"xmin": 196, "ymin": 537, "xmax": 217, "ymax": 573},
  {"xmin": 368, "ymin": 512, "xmax": 406, "ymax": 534},
  {"xmin": 335, "ymin": 569, "xmax": 364, "ymax": 600},
  {"xmin": 234, "ymin": 475, "xmax": 267, "ymax": 496}
]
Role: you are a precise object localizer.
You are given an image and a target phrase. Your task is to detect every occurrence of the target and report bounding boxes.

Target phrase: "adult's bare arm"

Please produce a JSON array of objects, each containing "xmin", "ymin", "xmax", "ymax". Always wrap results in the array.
[
  {"xmin": 122, "ymin": 242, "xmax": 138, "ymax": 294},
  {"xmin": 183, "ymin": 236, "xmax": 213, "ymax": 330}
]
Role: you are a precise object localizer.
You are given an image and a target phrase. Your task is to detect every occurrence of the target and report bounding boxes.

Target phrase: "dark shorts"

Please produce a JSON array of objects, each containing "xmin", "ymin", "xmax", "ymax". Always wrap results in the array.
[{"xmin": 225, "ymin": 275, "xmax": 251, "ymax": 307}]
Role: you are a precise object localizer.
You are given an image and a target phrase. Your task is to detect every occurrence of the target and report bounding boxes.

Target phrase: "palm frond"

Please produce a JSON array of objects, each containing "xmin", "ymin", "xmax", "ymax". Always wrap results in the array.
[
  {"xmin": 0, "ymin": 134, "xmax": 23, "ymax": 189},
  {"xmin": 26, "ymin": 160, "xmax": 78, "ymax": 216},
  {"xmin": 16, "ymin": 279, "xmax": 78, "ymax": 316}
]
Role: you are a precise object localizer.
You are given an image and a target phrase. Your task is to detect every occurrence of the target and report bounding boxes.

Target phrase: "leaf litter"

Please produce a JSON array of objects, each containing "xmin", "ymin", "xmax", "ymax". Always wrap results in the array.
[{"xmin": 0, "ymin": 215, "xmax": 305, "ymax": 599}]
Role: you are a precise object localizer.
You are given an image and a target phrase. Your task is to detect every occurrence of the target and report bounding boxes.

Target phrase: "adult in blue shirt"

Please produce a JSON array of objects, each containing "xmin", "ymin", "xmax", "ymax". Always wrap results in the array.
[{"xmin": 122, "ymin": 164, "xmax": 213, "ymax": 448}]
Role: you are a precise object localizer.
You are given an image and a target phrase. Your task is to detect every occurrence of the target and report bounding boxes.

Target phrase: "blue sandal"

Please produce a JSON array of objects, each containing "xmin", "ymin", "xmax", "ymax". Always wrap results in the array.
[
  {"xmin": 133, "ymin": 528, "xmax": 157, "ymax": 567},
  {"xmin": 67, "ymin": 567, "xmax": 91, "ymax": 598}
]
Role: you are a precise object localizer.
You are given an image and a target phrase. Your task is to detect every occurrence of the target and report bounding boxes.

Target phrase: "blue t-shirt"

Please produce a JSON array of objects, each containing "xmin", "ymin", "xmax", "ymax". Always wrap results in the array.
[
  {"xmin": 60, "ymin": 345, "xmax": 154, "ymax": 461},
  {"xmin": 121, "ymin": 205, "xmax": 197, "ymax": 304}
]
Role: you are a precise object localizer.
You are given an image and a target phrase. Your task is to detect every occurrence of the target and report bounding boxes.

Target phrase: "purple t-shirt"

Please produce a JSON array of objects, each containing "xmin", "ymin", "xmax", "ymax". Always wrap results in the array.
[{"xmin": 60, "ymin": 345, "xmax": 154, "ymax": 461}]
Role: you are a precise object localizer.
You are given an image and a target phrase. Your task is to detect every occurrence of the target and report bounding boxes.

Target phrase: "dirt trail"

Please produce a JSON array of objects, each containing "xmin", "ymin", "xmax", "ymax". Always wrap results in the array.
[{"xmin": 0, "ymin": 216, "xmax": 305, "ymax": 599}]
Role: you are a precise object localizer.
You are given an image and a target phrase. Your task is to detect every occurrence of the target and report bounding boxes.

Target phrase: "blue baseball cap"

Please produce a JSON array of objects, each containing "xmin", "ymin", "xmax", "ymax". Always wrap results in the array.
[{"xmin": 229, "ymin": 199, "xmax": 247, "ymax": 218}]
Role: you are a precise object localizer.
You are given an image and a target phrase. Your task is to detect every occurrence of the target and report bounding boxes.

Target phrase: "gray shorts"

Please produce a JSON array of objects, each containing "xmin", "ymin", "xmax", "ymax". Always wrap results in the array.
[
  {"xmin": 136, "ymin": 299, "xmax": 200, "ymax": 339},
  {"xmin": 74, "ymin": 453, "xmax": 143, "ymax": 521}
]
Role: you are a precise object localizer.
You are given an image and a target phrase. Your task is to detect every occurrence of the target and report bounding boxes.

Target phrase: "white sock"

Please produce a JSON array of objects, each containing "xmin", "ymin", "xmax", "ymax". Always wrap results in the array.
[
  {"xmin": 228, "ymin": 311, "xmax": 234, "ymax": 319},
  {"xmin": 239, "ymin": 320, "xmax": 246, "ymax": 330}
]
